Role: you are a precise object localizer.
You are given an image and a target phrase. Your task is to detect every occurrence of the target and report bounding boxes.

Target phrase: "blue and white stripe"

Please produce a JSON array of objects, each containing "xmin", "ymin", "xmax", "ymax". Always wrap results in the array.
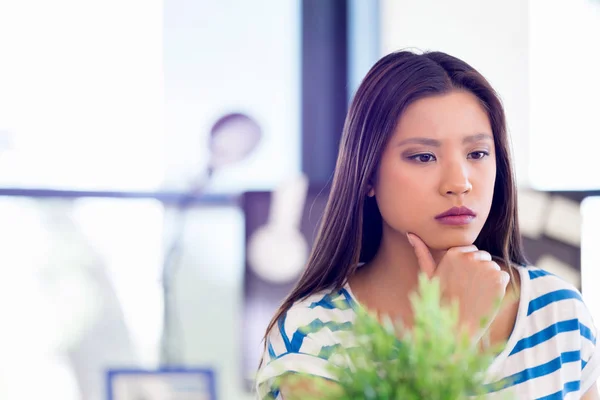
[{"xmin": 256, "ymin": 266, "xmax": 600, "ymax": 399}]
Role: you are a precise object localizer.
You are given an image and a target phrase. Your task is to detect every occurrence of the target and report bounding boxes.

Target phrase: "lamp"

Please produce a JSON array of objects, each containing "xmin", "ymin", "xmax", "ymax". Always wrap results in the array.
[{"xmin": 160, "ymin": 112, "xmax": 262, "ymax": 364}]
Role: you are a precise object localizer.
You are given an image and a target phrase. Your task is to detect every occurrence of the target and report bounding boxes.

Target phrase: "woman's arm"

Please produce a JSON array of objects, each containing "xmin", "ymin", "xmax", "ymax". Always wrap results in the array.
[{"xmin": 583, "ymin": 382, "xmax": 600, "ymax": 400}]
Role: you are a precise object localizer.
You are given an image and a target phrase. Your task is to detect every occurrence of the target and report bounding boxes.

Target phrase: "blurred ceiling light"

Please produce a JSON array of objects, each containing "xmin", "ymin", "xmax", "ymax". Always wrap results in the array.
[{"xmin": 207, "ymin": 113, "xmax": 262, "ymax": 170}]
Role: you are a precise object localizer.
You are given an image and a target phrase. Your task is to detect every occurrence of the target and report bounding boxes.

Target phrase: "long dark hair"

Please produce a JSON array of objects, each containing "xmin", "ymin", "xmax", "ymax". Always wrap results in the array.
[{"xmin": 262, "ymin": 50, "xmax": 528, "ymax": 346}]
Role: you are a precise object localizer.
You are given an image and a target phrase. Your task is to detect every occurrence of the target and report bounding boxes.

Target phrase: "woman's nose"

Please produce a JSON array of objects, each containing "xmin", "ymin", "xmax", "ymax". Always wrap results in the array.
[{"xmin": 440, "ymin": 163, "xmax": 472, "ymax": 196}]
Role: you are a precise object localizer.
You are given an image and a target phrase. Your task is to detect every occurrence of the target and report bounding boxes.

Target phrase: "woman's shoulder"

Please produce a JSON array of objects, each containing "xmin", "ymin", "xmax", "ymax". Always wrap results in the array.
[
  {"xmin": 519, "ymin": 264, "xmax": 596, "ymax": 336},
  {"xmin": 510, "ymin": 265, "xmax": 600, "ymax": 395},
  {"xmin": 267, "ymin": 285, "xmax": 357, "ymax": 355},
  {"xmin": 256, "ymin": 286, "xmax": 357, "ymax": 399},
  {"xmin": 522, "ymin": 265, "xmax": 585, "ymax": 303}
]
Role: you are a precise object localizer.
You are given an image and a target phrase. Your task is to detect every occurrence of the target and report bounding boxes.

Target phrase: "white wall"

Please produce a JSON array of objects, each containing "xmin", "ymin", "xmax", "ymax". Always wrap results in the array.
[
  {"xmin": 529, "ymin": 0, "xmax": 600, "ymax": 190},
  {"xmin": 379, "ymin": 0, "xmax": 531, "ymax": 187}
]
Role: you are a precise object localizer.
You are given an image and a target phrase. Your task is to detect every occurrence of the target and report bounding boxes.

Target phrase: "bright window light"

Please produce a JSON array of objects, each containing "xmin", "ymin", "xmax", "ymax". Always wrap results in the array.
[
  {"xmin": 529, "ymin": 0, "xmax": 600, "ymax": 190},
  {"xmin": 0, "ymin": 0, "xmax": 164, "ymax": 190}
]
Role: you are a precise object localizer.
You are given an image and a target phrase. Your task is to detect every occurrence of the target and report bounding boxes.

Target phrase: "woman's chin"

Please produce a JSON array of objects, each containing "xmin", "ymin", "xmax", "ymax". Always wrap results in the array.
[{"xmin": 421, "ymin": 230, "xmax": 480, "ymax": 251}]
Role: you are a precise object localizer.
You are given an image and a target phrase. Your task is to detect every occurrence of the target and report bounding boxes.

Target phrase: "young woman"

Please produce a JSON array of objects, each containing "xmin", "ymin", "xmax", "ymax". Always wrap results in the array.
[{"xmin": 256, "ymin": 50, "xmax": 600, "ymax": 399}]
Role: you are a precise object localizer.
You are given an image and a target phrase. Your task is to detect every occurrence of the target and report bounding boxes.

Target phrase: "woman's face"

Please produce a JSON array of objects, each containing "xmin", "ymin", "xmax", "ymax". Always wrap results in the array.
[{"xmin": 371, "ymin": 90, "xmax": 496, "ymax": 251}]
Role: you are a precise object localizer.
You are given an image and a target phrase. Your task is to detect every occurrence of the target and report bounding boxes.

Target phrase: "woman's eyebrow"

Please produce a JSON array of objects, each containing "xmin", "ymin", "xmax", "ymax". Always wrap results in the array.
[
  {"xmin": 396, "ymin": 137, "xmax": 441, "ymax": 147},
  {"xmin": 463, "ymin": 133, "xmax": 493, "ymax": 144},
  {"xmin": 396, "ymin": 133, "xmax": 492, "ymax": 147}
]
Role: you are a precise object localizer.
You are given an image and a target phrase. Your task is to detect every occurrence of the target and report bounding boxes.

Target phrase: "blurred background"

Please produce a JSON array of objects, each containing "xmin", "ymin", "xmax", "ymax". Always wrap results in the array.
[{"xmin": 0, "ymin": 0, "xmax": 598, "ymax": 399}]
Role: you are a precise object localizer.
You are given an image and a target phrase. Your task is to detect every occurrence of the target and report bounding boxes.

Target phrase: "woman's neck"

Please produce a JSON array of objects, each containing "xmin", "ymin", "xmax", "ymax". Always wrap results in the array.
[{"xmin": 361, "ymin": 226, "xmax": 446, "ymax": 286}]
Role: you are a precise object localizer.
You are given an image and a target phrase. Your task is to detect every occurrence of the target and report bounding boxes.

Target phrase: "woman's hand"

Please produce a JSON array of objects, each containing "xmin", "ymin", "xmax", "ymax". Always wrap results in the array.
[{"xmin": 407, "ymin": 232, "xmax": 510, "ymax": 343}]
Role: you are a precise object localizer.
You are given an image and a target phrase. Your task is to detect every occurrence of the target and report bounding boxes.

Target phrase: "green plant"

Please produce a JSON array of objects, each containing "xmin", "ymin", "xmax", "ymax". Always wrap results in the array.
[{"xmin": 283, "ymin": 273, "xmax": 512, "ymax": 399}]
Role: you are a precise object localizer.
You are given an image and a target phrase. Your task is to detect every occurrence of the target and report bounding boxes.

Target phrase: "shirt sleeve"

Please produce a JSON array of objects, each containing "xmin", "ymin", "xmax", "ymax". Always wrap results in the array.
[
  {"xmin": 579, "ymin": 300, "xmax": 600, "ymax": 394},
  {"xmin": 255, "ymin": 310, "xmax": 340, "ymax": 400}
]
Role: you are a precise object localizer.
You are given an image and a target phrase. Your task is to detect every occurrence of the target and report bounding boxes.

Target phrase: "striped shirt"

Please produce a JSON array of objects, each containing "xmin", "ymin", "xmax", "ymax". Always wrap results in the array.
[{"xmin": 256, "ymin": 266, "xmax": 600, "ymax": 399}]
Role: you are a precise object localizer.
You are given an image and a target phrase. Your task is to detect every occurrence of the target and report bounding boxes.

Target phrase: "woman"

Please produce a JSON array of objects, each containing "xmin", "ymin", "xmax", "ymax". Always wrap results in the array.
[{"xmin": 256, "ymin": 50, "xmax": 600, "ymax": 399}]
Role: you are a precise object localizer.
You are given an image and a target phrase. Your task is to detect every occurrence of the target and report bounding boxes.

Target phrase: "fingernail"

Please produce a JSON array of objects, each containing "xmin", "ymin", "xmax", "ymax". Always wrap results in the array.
[{"xmin": 406, "ymin": 233, "xmax": 414, "ymax": 247}]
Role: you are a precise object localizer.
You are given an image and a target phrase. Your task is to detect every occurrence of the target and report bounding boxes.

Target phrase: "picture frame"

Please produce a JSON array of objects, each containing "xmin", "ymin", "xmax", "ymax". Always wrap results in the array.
[{"xmin": 106, "ymin": 367, "xmax": 217, "ymax": 400}]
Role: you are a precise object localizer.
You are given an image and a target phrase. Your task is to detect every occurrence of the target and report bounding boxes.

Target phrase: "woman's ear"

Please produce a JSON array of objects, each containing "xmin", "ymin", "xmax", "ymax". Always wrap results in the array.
[
  {"xmin": 367, "ymin": 185, "xmax": 375, "ymax": 197},
  {"xmin": 366, "ymin": 175, "xmax": 376, "ymax": 197}
]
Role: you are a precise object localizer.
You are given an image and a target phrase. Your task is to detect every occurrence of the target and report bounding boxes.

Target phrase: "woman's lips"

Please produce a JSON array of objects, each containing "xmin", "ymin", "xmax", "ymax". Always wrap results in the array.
[
  {"xmin": 436, "ymin": 215, "xmax": 476, "ymax": 225},
  {"xmin": 435, "ymin": 206, "xmax": 476, "ymax": 226}
]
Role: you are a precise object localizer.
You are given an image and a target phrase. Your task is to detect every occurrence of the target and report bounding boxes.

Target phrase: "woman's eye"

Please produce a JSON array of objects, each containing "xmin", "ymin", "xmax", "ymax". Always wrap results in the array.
[
  {"xmin": 468, "ymin": 151, "xmax": 489, "ymax": 160},
  {"xmin": 409, "ymin": 153, "xmax": 436, "ymax": 163}
]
